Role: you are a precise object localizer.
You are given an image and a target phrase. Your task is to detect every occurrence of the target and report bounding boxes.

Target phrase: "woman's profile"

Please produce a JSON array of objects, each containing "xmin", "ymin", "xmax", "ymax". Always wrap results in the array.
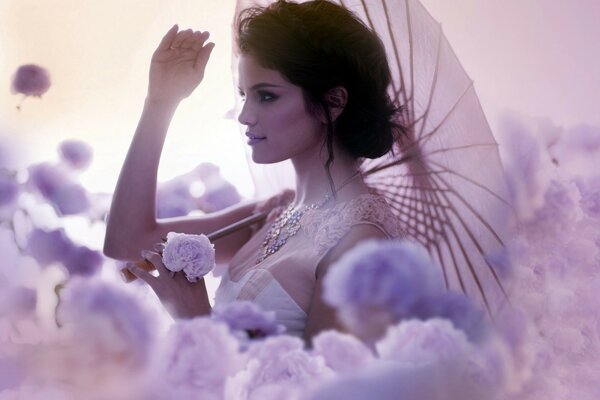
[{"xmin": 104, "ymin": 0, "xmax": 405, "ymax": 342}]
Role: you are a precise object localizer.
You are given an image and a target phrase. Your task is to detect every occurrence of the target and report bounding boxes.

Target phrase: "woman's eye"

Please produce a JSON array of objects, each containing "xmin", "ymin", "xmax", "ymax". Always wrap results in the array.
[{"xmin": 258, "ymin": 91, "xmax": 277, "ymax": 102}]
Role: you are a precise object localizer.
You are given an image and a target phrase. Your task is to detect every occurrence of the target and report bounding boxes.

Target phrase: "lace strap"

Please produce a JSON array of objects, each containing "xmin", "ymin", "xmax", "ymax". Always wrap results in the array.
[{"xmin": 302, "ymin": 194, "xmax": 405, "ymax": 256}]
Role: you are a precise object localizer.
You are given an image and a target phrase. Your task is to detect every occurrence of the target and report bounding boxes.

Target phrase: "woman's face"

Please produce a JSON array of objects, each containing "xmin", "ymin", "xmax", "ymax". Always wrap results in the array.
[{"xmin": 237, "ymin": 54, "xmax": 325, "ymax": 164}]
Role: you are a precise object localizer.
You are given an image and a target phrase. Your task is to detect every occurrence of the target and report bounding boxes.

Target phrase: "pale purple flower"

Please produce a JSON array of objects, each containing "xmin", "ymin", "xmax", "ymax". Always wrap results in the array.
[
  {"xmin": 307, "ymin": 362, "xmax": 451, "ymax": 400},
  {"xmin": 27, "ymin": 162, "xmax": 67, "ymax": 199},
  {"xmin": 376, "ymin": 319, "xmax": 472, "ymax": 368},
  {"xmin": 212, "ymin": 300, "xmax": 285, "ymax": 339},
  {"xmin": 51, "ymin": 182, "xmax": 90, "ymax": 215},
  {"xmin": 157, "ymin": 180, "xmax": 197, "ymax": 218},
  {"xmin": 0, "ymin": 171, "xmax": 19, "ymax": 207},
  {"xmin": 155, "ymin": 318, "xmax": 244, "ymax": 400},
  {"xmin": 63, "ymin": 245, "xmax": 103, "ymax": 277},
  {"xmin": 410, "ymin": 292, "xmax": 488, "ymax": 343},
  {"xmin": 0, "ymin": 356, "xmax": 27, "ymax": 393},
  {"xmin": 498, "ymin": 115, "xmax": 554, "ymax": 220},
  {"xmin": 199, "ymin": 183, "xmax": 241, "ymax": 213},
  {"xmin": 311, "ymin": 330, "xmax": 375, "ymax": 373},
  {"xmin": 323, "ymin": 239, "xmax": 444, "ymax": 340},
  {"xmin": 0, "ymin": 286, "xmax": 37, "ymax": 319},
  {"xmin": 11, "ymin": 64, "xmax": 51, "ymax": 97},
  {"xmin": 26, "ymin": 227, "xmax": 73, "ymax": 267},
  {"xmin": 52, "ymin": 278, "xmax": 155, "ymax": 389},
  {"xmin": 162, "ymin": 232, "xmax": 215, "ymax": 282},
  {"xmin": 226, "ymin": 335, "xmax": 333, "ymax": 400},
  {"xmin": 58, "ymin": 139, "xmax": 93, "ymax": 170},
  {"xmin": 576, "ymin": 176, "xmax": 600, "ymax": 219}
]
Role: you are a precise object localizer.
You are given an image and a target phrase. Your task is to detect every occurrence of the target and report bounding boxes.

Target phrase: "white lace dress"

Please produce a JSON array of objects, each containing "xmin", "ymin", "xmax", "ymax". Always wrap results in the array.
[{"xmin": 214, "ymin": 193, "xmax": 404, "ymax": 337}]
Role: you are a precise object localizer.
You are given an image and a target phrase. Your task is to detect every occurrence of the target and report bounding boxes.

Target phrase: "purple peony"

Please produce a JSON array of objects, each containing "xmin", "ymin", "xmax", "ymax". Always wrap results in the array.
[
  {"xmin": 311, "ymin": 330, "xmax": 375, "ymax": 373},
  {"xmin": 154, "ymin": 318, "xmax": 244, "ymax": 400},
  {"xmin": 376, "ymin": 319, "xmax": 472, "ymax": 368},
  {"xmin": 0, "ymin": 171, "xmax": 20, "ymax": 207},
  {"xmin": 58, "ymin": 139, "xmax": 93, "ymax": 170},
  {"xmin": 226, "ymin": 335, "xmax": 333, "ymax": 400},
  {"xmin": 198, "ymin": 183, "xmax": 242, "ymax": 213},
  {"xmin": 212, "ymin": 300, "xmax": 285, "ymax": 340},
  {"xmin": 51, "ymin": 278, "xmax": 155, "ymax": 390},
  {"xmin": 26, "ymin": 227, "xmax": 73, "ymax": 267},
  {"xmin": 63, "ymin": 245, "xmax": 103, "ymax": 277},
  {"xmin": 11, "ymin": 64, "xmax": 51, "ymax": 97},
  {"xmin": 323, "ymin": 239, "xmax": 444, "ymax": 340},
  {"xmin": 162, "ymin": 232, "xmax": 215, "ymax": 282},
  {"xmin": 410, "ymin": 292, "xmax": 488, "ymax": 343},
  {"xmin": 51, "ymin": 182, "xmax": 90, "ymax": 215},
  {"xmin": 157, "ymin": 182, "xmax": 197, "ymax": 218},
  {"xmin": 0, "ymin": 286, "xmax": 37, "ymax": 319},
  {"xmin": 27, "ymin": 162, "xmax": 68, "ymax": 199},
  {"xmin": 576, "ymin": 176, "xmax": 600, "ymax": 219}
]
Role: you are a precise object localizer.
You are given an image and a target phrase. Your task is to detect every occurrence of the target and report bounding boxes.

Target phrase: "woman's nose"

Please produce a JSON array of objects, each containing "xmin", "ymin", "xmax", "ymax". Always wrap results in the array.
[{"xmin": 237, "ymin": 101, "xmax": 257, "ymax": 126}]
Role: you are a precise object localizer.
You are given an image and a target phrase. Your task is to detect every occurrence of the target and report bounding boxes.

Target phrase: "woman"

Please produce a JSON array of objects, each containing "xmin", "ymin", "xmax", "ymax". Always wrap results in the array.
[{"xmin": 104, "ymin": 0, "xmax": 404, "ymax": 341}]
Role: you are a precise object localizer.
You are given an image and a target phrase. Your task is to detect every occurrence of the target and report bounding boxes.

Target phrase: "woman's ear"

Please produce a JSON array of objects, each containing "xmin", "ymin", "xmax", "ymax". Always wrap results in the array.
[{"xmin": 321, "ymin": 86, "xmax": 348, "ymax": 123}]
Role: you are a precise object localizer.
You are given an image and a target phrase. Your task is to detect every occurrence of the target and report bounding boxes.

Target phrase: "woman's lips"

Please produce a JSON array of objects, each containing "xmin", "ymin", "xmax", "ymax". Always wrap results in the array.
[{"xmin": 246, "ymin": 132, "xmax": 266, "ymax": 145}]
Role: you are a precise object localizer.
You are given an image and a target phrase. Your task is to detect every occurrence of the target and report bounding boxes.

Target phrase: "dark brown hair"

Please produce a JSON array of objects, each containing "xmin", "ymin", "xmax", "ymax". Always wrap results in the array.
[{"xmin": 237, "ymin": 0, "xmax": 405, "ymax": 186}]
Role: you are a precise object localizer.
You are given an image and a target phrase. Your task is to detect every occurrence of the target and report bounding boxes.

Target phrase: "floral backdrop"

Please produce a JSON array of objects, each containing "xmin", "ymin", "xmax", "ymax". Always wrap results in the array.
[
  {"xmin": 2, "ymin": 1, "xmax": 600, "ymax": 398},
  {"xmin": 1, "ymin": 63, "xmax": 600, "ymax": 399}
]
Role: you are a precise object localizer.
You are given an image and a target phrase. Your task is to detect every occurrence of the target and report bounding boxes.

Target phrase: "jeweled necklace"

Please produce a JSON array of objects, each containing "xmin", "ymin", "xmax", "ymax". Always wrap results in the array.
[{"xmin": 256, "ymin": 171, "xmax": 361, "ymax": 264}]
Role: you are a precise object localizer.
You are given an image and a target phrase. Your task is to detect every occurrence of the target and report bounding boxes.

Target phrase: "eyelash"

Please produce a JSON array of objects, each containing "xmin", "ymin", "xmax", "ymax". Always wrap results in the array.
[
  {"xmin": 238, "ymin": 91, "xmax": 278, "ymax": 103},
  {"xmin": 258, "ymin": 91, "xmax": 277, "ymax": 102}
]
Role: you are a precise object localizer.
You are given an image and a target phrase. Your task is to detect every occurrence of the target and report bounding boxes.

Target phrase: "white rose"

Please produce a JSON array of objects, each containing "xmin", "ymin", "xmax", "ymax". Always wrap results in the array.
[{"xmin": 162, "ymin": 232, "xmax": 215, "ymax": 282}]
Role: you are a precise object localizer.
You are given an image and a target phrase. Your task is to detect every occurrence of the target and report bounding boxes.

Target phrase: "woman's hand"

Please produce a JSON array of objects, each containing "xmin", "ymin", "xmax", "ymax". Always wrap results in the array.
[
  {"xmin": 126, "ymin": 248, "xmax": 211, "ymax": 319},
  {"xmin": 147, "ymin": 25, "xmax": 215, "ymax": 105}
]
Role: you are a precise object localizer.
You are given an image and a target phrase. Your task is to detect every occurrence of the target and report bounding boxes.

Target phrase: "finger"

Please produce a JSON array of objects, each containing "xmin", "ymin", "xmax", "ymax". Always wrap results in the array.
[
  {"xmin": 156, "ymin": 24, "xmax": 179, "ymax": 51},
  {"xmin": 190, "ymin": 31, "xmax": 210, "ymax": 51},
  {"xmin": 194, "ymin": 42, "xmax": 215, "ymax": 74},
  {"xmin": 126, "ymin": 262, "xmax": 156, "ymax": 287},
  {"xmin": 141, "ymin": 250, "xmax": 171, "ymax": 277},
  {"xmin": 153, "ymin": 242, "xmax": 165, "ymax": 253},
  {"xmin": 181, "ymin": 30, "xmax": 203, "ymax": 49},
  {"xmin": 171, "ymin": 29, "xmax": 194, "ymax": 48}
]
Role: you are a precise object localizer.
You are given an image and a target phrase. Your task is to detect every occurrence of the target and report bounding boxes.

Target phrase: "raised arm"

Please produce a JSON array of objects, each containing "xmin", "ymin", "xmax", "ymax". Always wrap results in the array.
[{"xmin": 104, "ymin": 26, "xmax": 256, "ymax": 263}]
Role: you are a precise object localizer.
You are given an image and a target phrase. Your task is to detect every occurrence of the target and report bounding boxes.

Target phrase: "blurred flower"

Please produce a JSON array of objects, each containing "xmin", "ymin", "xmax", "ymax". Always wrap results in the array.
[
  {"xmin": 199, "ymin": 183, "xmax": 241, "ymax": 213},
  {"xmin": 311, "ymin": 330, "xmax": 375, "ymax": 373},
  {"xmin": 162, "ymin": 232, "xmax": 215, "ymax": 282},
  {"xmin": 27, "ymin": 162, "xmax": 67, "ymax": 199},
  {"xmin": 376, "ymin": 319, "xmax": 472, "ymax": 367},
  {"xmin": 26, "ymin": 228, "xmax": 73, "ymax": 267},
  {"xmin": 195, "ymin": 163, "xmax": 241, "ymax": 212},
  {"xmin": 154, "ymin": 318, "xmax": 243, "ymax": 400},
  {"xmin": 226, "ymin": 335, "xmax": 333, "ymax": 400},
  {"xmin": 11, "ymin": 64, "xmax": 51, "ymax": 97},
  {"xmin": 576, "ymin": 176, "xmax": 600, "ymax": 219},
  {"xmin": 0, "ymin": 286, "xmax": 37, "ymax": 319},
  {"xmin": 498, "ymin": 115, "xmax": 554, "ymax": 220},
  {"xmin": 212, "ymin": 300, "xmax": 284, "ymax": 340},
  {"xmin": 0, "ymin": 171, "xmax": 20, "ymax": 208},
  {"xmin": 63, "ymin": 245, "xmax": 103, "ymax": 277},
  {"xmin": 28, "ymin": 279, "xmax": 157, "ymax": 392},
  {"xmin": 323, "ymin": 239, "xmax": 444, "ymax": 340},
  {"xmin": 410, "ymin": 292, "xmax": 488, "ymax": 343},
  {"xmin": 58, "ymin": 139, "xmax": 93, "ymax": 170},
  {"xmin": 51, "ymin": 182, "xmax": 90, "ymax": 215}
]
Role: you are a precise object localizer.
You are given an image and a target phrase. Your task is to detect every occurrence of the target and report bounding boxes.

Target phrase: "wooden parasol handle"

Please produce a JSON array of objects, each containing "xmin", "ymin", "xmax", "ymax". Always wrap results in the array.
[{"xmin": 119, "ymin": 210, "xmax": 269, "ymax": 283}]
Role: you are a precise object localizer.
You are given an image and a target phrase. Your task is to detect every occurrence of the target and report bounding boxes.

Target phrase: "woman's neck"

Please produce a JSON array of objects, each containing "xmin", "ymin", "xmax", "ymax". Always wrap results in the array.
[{"xmin": 290, "ymin": 144, "xmax": 365, "ymax": 208}]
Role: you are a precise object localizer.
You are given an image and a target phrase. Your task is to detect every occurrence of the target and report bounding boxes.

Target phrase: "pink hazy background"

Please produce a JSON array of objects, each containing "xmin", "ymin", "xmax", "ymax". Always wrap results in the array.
[{"xmin": 1, "ymin": 0, "xmax": 599, "ymax": 192}]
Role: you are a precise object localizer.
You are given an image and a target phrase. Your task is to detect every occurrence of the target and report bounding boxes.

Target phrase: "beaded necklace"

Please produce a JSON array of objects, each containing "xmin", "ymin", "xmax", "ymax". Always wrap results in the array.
[{"xmin": 256, "ymin": 172, "xmax": 360, "ymax": 264}]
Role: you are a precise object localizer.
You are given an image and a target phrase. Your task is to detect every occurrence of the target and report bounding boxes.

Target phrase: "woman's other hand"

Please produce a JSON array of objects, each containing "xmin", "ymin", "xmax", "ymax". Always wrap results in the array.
[
  {"xmin": 147, "ymin": 25, "xmax": 215, "ymax": 105},
  {"xmin": 126, "ymin": 248, "xmax": 211, "ymax": 319}
]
